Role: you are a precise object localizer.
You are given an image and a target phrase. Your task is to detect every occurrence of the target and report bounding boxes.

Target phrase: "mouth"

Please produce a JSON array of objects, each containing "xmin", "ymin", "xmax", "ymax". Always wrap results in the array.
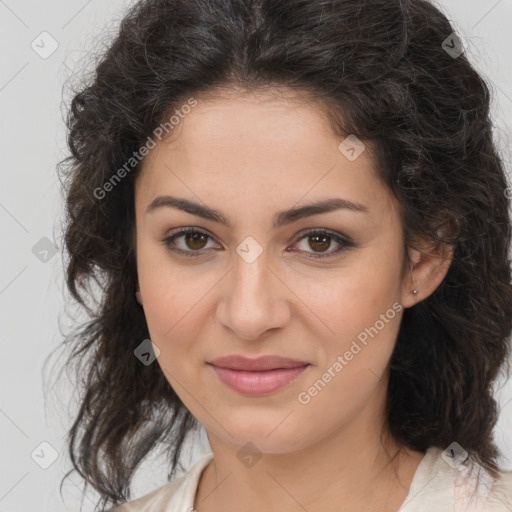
[
  {"xmin": 207, "ymin": 355, "xmax": 311, "ymax": 395},
  {"xmin": 208, "ymin": 355, "xmax": 310, "ymax": 371}
]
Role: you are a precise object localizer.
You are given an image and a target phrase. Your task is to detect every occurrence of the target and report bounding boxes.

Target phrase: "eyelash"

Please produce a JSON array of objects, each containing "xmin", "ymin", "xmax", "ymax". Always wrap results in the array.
[{"xmin": 160, "ymin": 227, "xmax": 354, "ymax": 260}]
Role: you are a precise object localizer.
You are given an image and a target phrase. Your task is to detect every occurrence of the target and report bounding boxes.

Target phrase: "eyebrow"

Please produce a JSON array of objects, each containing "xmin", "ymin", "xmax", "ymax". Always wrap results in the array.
[{"xmin": 146, "ymin": 195, "xmax": 369, "ymax": 228}]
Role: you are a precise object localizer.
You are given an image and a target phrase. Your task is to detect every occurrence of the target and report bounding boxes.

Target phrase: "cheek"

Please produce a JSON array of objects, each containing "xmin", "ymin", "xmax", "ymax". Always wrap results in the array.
[
  {"xmin": 135, "ymin": 242, "xmax": 200, "ymax": 362},
  {"xmin": 141, "ymin": 282, "xmax": 205, "ymax": 362},
  {"xmin": 293, "ymin": 272, "xmax": 403, "ymax": 442},
  {"xmin": 292, "ymin": 245, "xmax": 404, "ymax": 413},
  {"xmin": 298, "ymin": 242, "xmax": 404, "ymax": 347},
  {"xmin": 141, "ymin": 284, "xmax": 208, "ymax": 395},
  {"xmin": 300, "ymin": 287, "xmax": 401, "ymax": 393}
]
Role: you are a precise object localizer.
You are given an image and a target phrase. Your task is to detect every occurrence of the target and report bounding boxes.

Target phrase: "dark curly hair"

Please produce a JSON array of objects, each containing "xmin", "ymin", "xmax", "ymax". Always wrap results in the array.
[{"xmin": 50, "ymin": 0, "xmax": 512, "ymax": 510}]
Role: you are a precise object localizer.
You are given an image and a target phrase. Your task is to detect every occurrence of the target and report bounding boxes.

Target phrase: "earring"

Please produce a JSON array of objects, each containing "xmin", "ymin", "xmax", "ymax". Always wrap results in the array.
[{"xmin": 412, "ymin": 289, "xmax": 418, "ymax": 295}]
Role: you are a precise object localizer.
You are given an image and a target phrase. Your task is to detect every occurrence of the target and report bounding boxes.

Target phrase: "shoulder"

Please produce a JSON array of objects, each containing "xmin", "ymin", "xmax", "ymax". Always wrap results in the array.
[
  {"xmin": 435, "ymin": 446, "xmax": 512, "ymax": 511},
  {"xmin": 483, "ymin": 468, "xmax": 512, "ymax": 511},
  {"xmin": 107, "ymin": 453, "xmax": 214, "ymax": 512},
  {"xmin": 401, "ymin": 446, "xmax": 512, "ymax": 511}
]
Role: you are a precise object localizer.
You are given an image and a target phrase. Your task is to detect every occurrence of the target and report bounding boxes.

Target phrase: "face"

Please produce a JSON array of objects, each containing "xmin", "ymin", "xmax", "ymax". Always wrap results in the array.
[{"xmin": 133, "ymin": 87, "xmax": 419, "ymax": 455}]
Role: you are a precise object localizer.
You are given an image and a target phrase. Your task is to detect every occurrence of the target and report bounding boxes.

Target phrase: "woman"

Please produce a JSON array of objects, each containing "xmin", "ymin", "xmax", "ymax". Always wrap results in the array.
[{"xmin": 56, "ymin": 0, "xmax": 512, "ymax": 510}]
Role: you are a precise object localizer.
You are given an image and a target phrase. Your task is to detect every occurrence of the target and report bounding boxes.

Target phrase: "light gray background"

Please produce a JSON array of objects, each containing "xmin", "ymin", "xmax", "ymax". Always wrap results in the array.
[{"xmin": 1, "ymin": 1, "xmax": 511, "ymax": 511}]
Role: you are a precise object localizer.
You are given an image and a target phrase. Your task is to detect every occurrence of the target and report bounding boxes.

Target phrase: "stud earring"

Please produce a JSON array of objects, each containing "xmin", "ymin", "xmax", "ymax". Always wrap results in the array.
[{"xmin": 412, "ymin": 289, "xmax": 418, "ymax": 295}]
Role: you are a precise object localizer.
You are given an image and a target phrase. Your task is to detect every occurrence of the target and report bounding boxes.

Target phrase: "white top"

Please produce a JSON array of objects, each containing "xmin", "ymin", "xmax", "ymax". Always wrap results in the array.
[{"xmin": 111, "ymin": 446, "xmax": 512, "ymax": 511}]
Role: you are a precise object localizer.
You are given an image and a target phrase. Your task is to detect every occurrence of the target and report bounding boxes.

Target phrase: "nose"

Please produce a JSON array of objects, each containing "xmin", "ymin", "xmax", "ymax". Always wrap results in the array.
[{"xmin": 215, "ymin": 248, "xmax": 291, "ymax": 341}]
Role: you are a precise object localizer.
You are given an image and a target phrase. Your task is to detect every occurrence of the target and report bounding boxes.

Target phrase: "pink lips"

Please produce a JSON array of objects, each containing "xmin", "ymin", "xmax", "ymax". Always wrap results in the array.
[{"xmin": 208, "ymin": 355, "xmax": 310, "ymax": 396}]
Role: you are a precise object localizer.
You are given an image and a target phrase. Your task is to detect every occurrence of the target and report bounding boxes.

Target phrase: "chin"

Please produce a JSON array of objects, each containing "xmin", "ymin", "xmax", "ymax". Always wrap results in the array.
[{"xmin": 204, "ymin": 406, "xmax": 308, "ymax": 453}]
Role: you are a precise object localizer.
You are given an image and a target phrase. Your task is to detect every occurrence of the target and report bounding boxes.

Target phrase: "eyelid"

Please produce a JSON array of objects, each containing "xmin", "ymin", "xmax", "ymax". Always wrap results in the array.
[{"xmin": 296, "ymin": 227, "xmax": 354, "ymax": 245}]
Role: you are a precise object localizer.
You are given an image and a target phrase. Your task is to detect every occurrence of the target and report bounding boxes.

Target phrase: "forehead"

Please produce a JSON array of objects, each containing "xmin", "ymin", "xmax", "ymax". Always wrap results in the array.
[
  {"xmin": 134, "ymin": 87, "xmax": 396, "ymax": 221},
  {"xmin": 143, "ymin": 88, "xmax": 342, "ymax": 170}
]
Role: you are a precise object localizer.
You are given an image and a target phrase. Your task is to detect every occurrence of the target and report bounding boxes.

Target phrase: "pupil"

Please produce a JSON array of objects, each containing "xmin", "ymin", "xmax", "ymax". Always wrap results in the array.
[
  {"xmin": 310, "ymin": 235, "xmax": 330, "ymax": 252},
  {"xmin": 186, "ymin": 232, "xmax": 207, "ymax": 250}
]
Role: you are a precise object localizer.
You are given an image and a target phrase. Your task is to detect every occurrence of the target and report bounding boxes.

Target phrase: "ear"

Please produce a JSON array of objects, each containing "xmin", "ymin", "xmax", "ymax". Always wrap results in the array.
[{"xmin": 401, "ymin": 233, "xmax": 454, "ymax": 309}]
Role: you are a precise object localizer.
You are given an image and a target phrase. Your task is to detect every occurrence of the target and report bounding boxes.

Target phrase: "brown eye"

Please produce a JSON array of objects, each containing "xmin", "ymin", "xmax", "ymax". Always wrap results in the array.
[
  {"xmin": 307, "ymin": 233, "xmax": 332, "ymax": 253},
  {"xmin": 161, "ymin": 228, "xmax": 219, "ymax": 256},
  {"xmin": 183, "ymin": 231, "xmax": 208, "ymax": 250},
  {"xmin": 292, "ymin": 229, "xmax": 353, "ymax": 260}
]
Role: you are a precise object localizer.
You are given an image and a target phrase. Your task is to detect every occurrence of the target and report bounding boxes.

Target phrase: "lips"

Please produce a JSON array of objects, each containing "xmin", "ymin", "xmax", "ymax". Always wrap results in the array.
[
  {"xmin": 208, "ymin": 355, "xmax": 310, "ymax": 395},
  {"xmin": 209, "ymin": 354, "xmax": 309, "ymax": 371}
]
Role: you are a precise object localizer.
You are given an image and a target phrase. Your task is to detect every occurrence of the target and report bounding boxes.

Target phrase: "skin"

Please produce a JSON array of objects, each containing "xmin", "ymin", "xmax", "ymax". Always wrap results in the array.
[{"xmin": 133, "ymin": 87, "xmax": 453, "ymax": 512}]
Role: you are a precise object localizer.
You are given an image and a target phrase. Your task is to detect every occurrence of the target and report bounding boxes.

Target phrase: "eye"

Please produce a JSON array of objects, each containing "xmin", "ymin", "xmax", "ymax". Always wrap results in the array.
[
  {"xmin": 161, "ymin": 227, "xmax": 354, "ymax": 259},
  {"xmin": 289, "ymin": 229, "xmax": 353, "ymax": 259},
  {"xmin": 161, "ymin": 227, "xmax": 219, "ymax": 257}
]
